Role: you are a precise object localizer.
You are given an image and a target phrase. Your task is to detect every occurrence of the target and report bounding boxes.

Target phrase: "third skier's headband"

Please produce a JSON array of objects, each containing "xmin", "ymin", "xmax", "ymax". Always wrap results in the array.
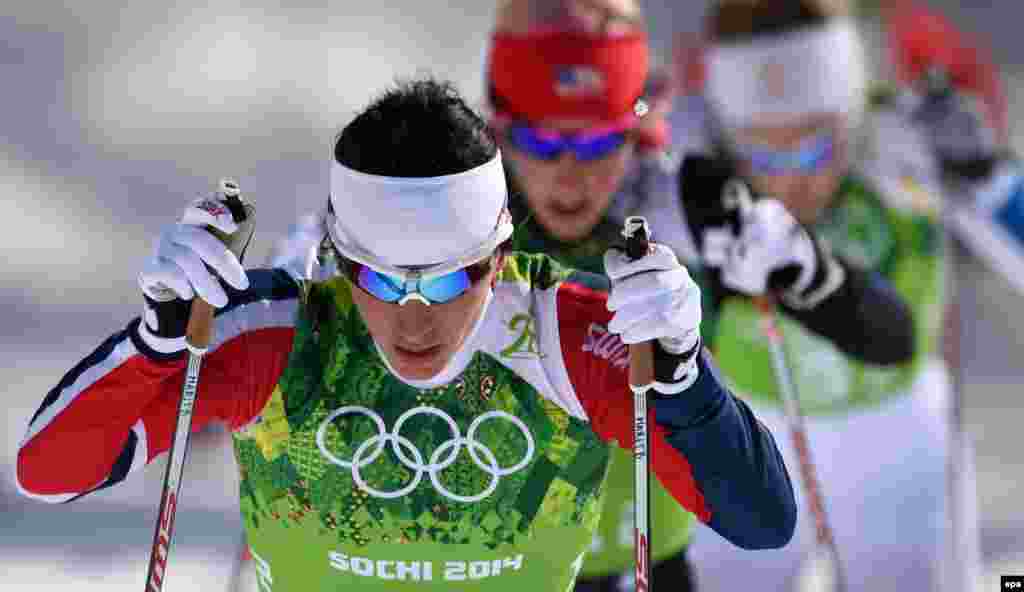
[
  {"xmin": 706, "ymin": 20, "xmax": 867, "ymax": 129},
  {"xmin": 488, "ymin": 30, "xmax": 648, "ymax": 125},
  {"xmin": 327, "ymin": 152, "xmax": 513, "ymax": 273}
]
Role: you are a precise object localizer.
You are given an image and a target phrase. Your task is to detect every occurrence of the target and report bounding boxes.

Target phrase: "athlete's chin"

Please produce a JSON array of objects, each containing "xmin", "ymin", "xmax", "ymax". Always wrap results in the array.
[
  {"xmin": 538, "ymin": 207, "xmax": 602, "ymax": 242},
  {"xmin": 389, "ymin": 345, "xmax": 450, "ymax": 380}
]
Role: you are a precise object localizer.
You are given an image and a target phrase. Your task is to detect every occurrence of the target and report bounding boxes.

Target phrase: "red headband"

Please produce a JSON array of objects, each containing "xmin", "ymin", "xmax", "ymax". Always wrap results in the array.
[{"xmin": 488, "ymin": 30, "xmax": 649, "ymax": 125}]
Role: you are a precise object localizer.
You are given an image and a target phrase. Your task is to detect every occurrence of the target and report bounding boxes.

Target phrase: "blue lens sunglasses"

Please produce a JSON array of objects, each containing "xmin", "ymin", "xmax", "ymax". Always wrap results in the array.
[
  {"xmin": 737, "ymin": 131, "xmax": 836, "ymax": 176},
  {"xmin": 341, "ymin": 257, "xmax": 495, "ymax": 305},
  {"xmin": 507, "ymin": 123, "xmax": 629, "ymax": 162}
]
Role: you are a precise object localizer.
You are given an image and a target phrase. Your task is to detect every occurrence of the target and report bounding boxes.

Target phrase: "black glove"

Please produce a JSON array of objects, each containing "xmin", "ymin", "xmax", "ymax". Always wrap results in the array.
[
  {"xmin": 677, "ymin": 154, "xmax": 744, "ymax": 255},
  {"xmin": 914, "ymin": 67, "xmax": 999, "ymax": 181}
]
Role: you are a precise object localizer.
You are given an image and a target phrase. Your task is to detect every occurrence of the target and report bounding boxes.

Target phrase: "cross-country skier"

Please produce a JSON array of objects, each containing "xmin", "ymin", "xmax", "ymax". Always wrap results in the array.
[
  {"xmin": 671, "ymin": 0, "xmax": 1011, "ymax": 590},
  {"xmin": 15, "ymin": 78, "xmax": 796, "ymax": 591},
  {"xmin": 484, "ymin": 2, "xmax": 705, "ymax": 589},
  {"xmin": 482, "ymin": 1, "xmax": 924, "ymax": 590}
]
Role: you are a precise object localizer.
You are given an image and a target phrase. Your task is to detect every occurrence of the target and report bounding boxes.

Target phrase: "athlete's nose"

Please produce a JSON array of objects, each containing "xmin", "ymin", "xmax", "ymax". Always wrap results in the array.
[
  {"xmin": 395, "ymin": 300, "xmax": 438, "ymax": 346},
  {"xmin": 553, "ymin": 153, "xmax": 584, "ymax": 190}
]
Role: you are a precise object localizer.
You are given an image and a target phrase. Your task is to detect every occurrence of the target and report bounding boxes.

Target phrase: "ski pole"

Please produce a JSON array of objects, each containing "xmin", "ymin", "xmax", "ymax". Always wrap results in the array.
[
  {"xmin": 942, "ymin": 202, "xmax": 974, "ymax": 592},
  {"xmin": 753, "ymin": 295, "xmax": 845, "ymax": 592},
  {"xmin": 919, "ymin": 63, "xmax": 981, "ymax": 592},
  {"xmin": 623, "ymin": 216, "xmax": 654, "ymax": 592},
  {"xmin": 144, "ymin": 179, "xmax": 254, "ymax": 592}
]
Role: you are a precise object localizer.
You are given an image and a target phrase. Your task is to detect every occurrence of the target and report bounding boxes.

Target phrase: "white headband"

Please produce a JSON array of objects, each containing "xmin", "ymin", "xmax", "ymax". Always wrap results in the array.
[
  {"xmin": 327, "ymin": 152, "xmax": 513, "ymax": 272},
  {"xmin": 706, "ymin": 20, "xmax": 867, "ymax": 129}
]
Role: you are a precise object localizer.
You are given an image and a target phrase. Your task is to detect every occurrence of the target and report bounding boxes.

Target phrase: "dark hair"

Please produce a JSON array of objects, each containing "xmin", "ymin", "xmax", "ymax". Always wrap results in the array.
[
  {"xmin": 334, "ymin": 78, "xmax": 498, "ymax": 177},
  {"xmin": 708, "ymin": 0, "xmax": 847, "ymax": 43}
]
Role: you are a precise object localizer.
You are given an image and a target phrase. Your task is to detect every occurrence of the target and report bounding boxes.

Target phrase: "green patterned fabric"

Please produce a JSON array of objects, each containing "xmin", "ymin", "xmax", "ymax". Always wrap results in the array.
[
  {"xmin": 232, "ymin": 258, "xmax": 612, "ymax": 590},
  {"xmin": 509, "ymin": 213, "xmax": 624, "ymax": 275},
  {"xmin": 509, "ymin": 211, "xmax": 696, "ymax": 578},
  {"xmin": 708, "ymin": 175, "xmax": 945, "ymax": 415}
]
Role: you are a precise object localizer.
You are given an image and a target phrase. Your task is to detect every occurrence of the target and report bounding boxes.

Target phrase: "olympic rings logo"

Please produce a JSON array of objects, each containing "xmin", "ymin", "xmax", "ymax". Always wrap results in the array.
[{"xmin": 315, "ymin": 405, "xmax": 535, "ymax": 502}]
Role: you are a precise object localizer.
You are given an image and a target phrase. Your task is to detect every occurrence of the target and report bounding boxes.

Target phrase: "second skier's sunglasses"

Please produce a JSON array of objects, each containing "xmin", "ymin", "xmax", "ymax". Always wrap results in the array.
[
  {"xmin": 340, "ymin": 257, "xmax": 495, "ymax": 306},
  {"xmin": 506, "ymin": 122, "xmax": 630, "ymax": 162},
  {"xmin": 736, "ymin": 131, "xmax": 835, "ymax": 176}
]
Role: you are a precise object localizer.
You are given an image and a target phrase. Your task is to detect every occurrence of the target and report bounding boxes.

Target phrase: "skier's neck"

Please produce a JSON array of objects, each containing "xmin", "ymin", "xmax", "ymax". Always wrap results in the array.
[{"xmin": 375, "ymin": 288, "xmax": 495, "ymax": 390}]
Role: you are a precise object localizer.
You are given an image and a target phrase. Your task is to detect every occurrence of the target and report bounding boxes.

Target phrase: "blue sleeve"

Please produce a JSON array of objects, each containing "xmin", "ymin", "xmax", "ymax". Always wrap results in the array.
[{"xmin": 652, "ymin": 349, "xmax": 797, "ymax": 549}]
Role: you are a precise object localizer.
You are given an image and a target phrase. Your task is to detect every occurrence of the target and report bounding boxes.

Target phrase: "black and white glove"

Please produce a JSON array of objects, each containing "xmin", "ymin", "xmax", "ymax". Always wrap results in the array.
[
  {"xmin": 137, "ymin": 182, "xmax": 254, "ymax": 352},
  {"xmin": 680, "ymin": 155, "xmax": 844, "ymax": 309},
  {"xmin": 716, "ymin": 193, "xmax": 844, "ymax": 309},
  {"xmin": 604, "ymin": 243, "xmax": 703, "ymax": 395}
]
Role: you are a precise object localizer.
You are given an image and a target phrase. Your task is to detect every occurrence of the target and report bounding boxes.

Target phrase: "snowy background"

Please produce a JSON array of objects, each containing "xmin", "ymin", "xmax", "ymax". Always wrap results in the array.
[{"xmin": 1, "ymin": 1, "xmax": 1021, "ymax": 590}]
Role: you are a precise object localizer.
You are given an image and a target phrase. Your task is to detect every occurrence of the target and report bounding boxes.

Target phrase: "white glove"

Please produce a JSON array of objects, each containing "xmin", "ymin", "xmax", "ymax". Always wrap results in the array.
[
  {"xmin": 604, "ymin": 243, "xmax": 702, "ymax": 394},
  {"xmin": 717, "ymin": 198, "xmax": 819, "ymax": 299},
  {"xmin": 139, "ymin": 197, "xmax": 249, "ymax": 309}
]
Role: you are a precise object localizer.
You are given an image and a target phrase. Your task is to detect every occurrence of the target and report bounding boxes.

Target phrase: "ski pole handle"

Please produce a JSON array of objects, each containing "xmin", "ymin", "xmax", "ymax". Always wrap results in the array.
[
  {"xmin": 182, "ymin": 179, "xmax": 251, "ymax": 352},
  {"xmin": 185, "ymin": 302, "xmax": 216, "ymax": 353},
  {"xmin": 622, "ymin": 215, "xmax": 653, "ymax": 592},
  {"xmin": 624, "ymin": 217, "xmax": 655, "ymax": 389}
]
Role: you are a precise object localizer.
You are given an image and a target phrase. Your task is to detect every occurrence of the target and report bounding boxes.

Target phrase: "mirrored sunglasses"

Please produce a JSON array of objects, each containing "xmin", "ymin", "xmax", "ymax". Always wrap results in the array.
[
  {"xmin": 342, "ymin": 258, "xmax": 494, "ymax": 305},
  {"xmin": 737, "ymin": 131, "xmax": 836, "ymax": 176},
  {"xmin": 507, "ymin": 123, "xmax": 629, "ymax": 162}
]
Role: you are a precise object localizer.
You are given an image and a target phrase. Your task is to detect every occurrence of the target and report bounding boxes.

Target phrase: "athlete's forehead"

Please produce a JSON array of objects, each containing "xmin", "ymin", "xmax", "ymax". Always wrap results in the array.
[{"xmin": 495, "ymin": 0, "xmax": 642, "ymax": 35}]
